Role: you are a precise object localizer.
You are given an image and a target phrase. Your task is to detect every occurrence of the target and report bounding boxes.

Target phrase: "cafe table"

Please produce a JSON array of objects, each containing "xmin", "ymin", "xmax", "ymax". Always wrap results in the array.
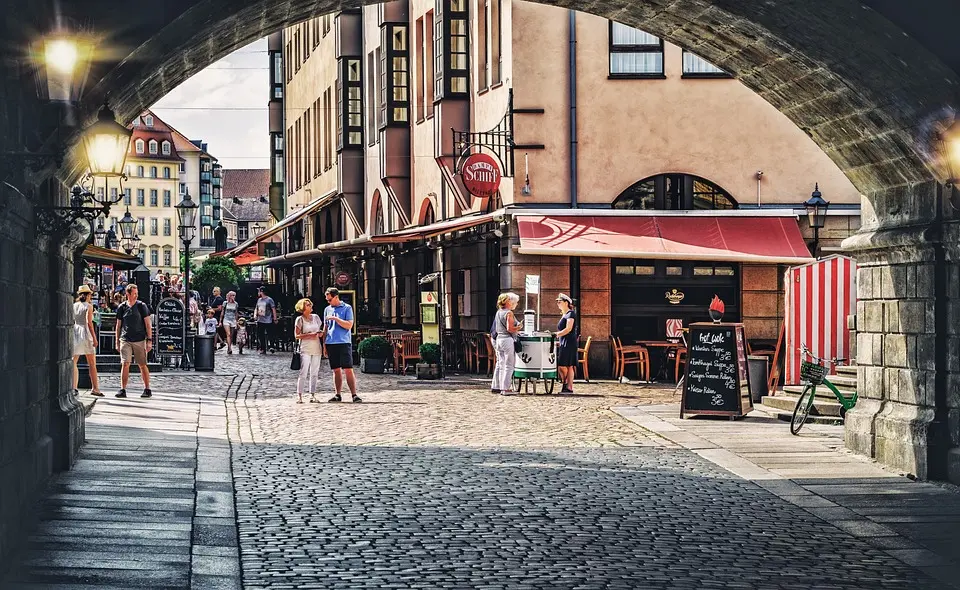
[{"xmin": 633, "ymin": 340, "xmax": 683, "ymax": 382}]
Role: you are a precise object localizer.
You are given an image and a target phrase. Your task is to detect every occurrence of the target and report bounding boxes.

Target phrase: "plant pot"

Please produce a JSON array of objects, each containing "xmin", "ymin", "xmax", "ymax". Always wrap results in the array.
[
  {"xmin": 416, "ymin": 363, "xmax": 440, "ymax": 380},
  {"xmin": 360, "ymin": 358, "xmax": 386, "ymax": 374},
  {"xmin": 709, "ymin": 309, "xmax": 723, "ymax": 323}
]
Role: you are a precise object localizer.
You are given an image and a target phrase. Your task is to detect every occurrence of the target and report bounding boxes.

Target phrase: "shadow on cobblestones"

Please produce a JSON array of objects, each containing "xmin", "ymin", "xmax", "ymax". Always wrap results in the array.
[{"xmin": 232, "ymin": 442, "xmax": 941, "ymax": 590}]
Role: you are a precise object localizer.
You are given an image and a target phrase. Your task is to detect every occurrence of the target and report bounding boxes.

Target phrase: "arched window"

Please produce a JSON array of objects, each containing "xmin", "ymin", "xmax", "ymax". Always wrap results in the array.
[
  {"xmin": 144, "ymin": 115, "xmax": 154, "ymax": 127},
  {"xmin": 150, "ymin": 166, "xmax": 157, "ymax": 178},
  {"xmin": 374, "ymin": 204, "xmax": 384, "ymax": 236},
  {"xmin": 163, "ymin": 167, "xmax": 171, "ymax": 179},
  {"xmin": 161, "ymin": 140, "xmax": 171, "ymax": 155},
  {"xmin": 135, "ymin": 139, "xmax": 145, "ymax": 154},
  {"xmin": 612, "ymin": 173, "xmax": 737, "ymax": 211},
  {"xmin": 421, "ymin": 202, "xmax": 436, "ymax": 226},
  {"xmin": 137, "ymin": 165, "xmax": 144, "ymax": 177},
  {"xmin": 148, "ymin": 140, "xmax": 158, "ymax": 154}
]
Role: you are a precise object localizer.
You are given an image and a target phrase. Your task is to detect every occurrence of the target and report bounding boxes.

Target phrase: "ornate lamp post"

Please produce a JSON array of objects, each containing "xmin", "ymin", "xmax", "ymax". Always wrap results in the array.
[
  {"xmin": 176, "ymin": 191, "xmax": 198, "ymax": 368},
  {"xmin": 92, "ymin": 219, "xmax": 107, "ymax": 248},
  {"xmin": 803, "ymin": 184, "xmax": 830, "ymax": 259}
]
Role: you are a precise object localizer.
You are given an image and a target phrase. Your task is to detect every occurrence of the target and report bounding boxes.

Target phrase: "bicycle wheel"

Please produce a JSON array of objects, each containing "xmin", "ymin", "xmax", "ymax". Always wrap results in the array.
[{"xmin": 790, "ymin": 383, "xmax": 817, "ymax": 435}]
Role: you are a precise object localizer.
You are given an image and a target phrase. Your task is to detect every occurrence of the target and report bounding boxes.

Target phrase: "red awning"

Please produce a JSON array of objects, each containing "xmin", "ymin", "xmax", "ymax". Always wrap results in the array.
[
  {"xmin": 516, "ymin": 214, "xmax": 813, "ymax": 264},
  {"xmin": 232, "ymin": 251, "xmax": 265, "ymax": 267}
]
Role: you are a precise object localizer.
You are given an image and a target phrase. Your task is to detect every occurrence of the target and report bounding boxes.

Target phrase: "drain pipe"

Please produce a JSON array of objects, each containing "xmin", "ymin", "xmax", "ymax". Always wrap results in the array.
[{"xmin": 568, "ymin": 10, "xmax": 578, "ymax": 209}]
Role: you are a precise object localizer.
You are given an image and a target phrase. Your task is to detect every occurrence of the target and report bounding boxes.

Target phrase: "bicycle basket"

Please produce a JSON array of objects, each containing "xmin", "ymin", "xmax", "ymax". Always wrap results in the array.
[{"xmin": 800, "ymin": 361, "xmax": 826, "ymax": 385}]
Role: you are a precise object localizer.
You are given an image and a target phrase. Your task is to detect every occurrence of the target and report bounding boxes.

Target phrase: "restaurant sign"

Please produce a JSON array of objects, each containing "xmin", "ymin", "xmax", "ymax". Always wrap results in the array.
[
  {"xmin": 665, "ymin": 288, "xmax": 685, "ymax": 304},
  {"xmin": 461, "ymin": 153, "xmax": 502, "ymax": 198},
  {"xmin": 335, "ymin": 271, "xmax": 352, "ymax": 287}
]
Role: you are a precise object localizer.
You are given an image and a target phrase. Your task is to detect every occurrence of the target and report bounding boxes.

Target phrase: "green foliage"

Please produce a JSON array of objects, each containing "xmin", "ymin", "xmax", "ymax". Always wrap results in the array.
[
  {"xmin": 419, "ymin": 342, "xmax": 441, "ymax": 364},
  {"xmin": 357, "ymin": 335, "xmax": 392, "ymax": 360},
  {"xmin": 191, "ymin": 255, "xmax": 242, "ymax": 295}
]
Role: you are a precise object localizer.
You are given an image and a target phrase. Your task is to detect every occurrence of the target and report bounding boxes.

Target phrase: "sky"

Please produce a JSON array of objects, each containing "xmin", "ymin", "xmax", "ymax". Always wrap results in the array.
[{"xmin": 152, "ymin": 38, "xmax": 269, "ymax": 171}]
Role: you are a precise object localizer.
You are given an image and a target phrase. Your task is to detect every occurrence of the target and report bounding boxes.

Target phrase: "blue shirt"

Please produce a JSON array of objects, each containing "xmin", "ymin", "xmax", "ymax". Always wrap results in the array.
[{"xmin": 323, "ymin": 302, "xmax": 353, "ymax": 345}]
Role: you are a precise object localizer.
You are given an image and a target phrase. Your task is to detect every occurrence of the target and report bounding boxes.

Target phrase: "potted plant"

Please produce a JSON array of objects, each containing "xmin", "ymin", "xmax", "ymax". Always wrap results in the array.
[
  {"xmin": 357, "ymin": 335, "xmax": 391, "ymax": 374},
  {"xmin": 416, "ymin": 342, "xmax": 442, "ymax": 380}
]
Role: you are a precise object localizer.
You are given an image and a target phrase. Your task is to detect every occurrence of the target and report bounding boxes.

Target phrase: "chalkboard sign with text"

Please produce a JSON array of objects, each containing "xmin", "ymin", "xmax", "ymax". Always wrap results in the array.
[
  {"xmin": 156, "ymin": 298, "xmax": 185, "ymax": 357},
  {"xmin": 680, "ymin": 322, "xmax": 753, "ymax": 418}
]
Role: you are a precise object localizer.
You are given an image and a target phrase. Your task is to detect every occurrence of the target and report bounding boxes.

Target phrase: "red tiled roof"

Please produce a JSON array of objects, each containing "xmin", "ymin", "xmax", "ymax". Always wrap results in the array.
[
  {"xmin": 222, "ymin": 169, "xmax": 270, "ymax": 199},
  {"xmin": 127, "ymin": 110, "xmax": 184, "ymax": 162}
]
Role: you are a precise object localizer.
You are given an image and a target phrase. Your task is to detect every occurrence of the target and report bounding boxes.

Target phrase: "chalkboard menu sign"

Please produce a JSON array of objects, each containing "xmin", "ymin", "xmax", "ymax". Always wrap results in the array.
[
  {"xmin": 680, "ymin": 322, "xmax": 753, "ymax": 419},
  {"xmin": 156, "ymin": 298, "xmax": 185, "ymax": 357}
]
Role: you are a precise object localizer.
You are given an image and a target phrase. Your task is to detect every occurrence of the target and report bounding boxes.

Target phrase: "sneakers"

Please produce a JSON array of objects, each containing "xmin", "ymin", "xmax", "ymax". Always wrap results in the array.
[
  {"xmin": 90, "ymin": 390, "xmax": 104, "ymax": 397},
  {"xmin": 141, "ymin": 389, "xmax": 152, "ymax": 398},
  {"xmin": 500, "ymin": 390, "xmax": 518, "ymax": 396},
  {"xmin": 328, "ymin": 394, "xmax": 342, "ymax": 403},
  {"xmin": 352, "ymin": 395, "xmax": 363, "ymax": 403},
  {"xmin": 115, "ymin": 389, "xmax": 127, "ymax": 398}
]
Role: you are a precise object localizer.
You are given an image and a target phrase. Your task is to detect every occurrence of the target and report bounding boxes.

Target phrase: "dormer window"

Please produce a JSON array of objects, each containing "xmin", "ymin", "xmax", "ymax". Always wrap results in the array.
[
  {"xmin": 161, "ymin": 141, "xmax": 171, "ymax": 155},
  {"xmin": 144, "ymin": 115, "xmax": 154, "ymax": 127},
  {"xmin": 148, "ymin": 140, "xmax": 158, "ymax": 154},
  {"xmin": 135, "ymin": 139, "xmax": 145, "ymax": 154},
  {"xmin": 132, "ymin": 117, "xmax": 141, "ymax": 127}
]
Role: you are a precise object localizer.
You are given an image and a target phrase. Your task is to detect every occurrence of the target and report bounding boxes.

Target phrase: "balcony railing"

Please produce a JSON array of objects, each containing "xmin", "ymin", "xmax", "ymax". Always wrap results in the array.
[{"xmin": 199, "ymin": 238, "xmax": 216, "ymax": 247}]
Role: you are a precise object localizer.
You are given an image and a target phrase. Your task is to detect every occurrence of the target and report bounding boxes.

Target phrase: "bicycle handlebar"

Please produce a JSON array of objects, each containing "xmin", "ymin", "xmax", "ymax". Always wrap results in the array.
[{"xmin": 800, "ymin": 344, "xmax": 847, "ymax": 366}]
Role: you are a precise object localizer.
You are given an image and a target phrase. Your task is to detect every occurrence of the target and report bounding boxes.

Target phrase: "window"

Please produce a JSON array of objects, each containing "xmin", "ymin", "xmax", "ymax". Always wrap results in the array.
[
  {"xmin": 682, "ymin": 50, "xmax": 729, "ymax": 77},
  {"xmin": 150, "ymin": 248, "xmax": 159, "ymax": 266},
  {"xmin": 96, "ymin": 187, "xmax": 104, "ymax": 201},
  {"xmin": 478, "ymin": 0, "xmax": 488, "ymax": 90},
  {"xmin": 384, "ymin": 24, "xmax": 410, "ymax": 124},
  {"xmin": 163, "ymin": 218, "xmax": 171, "ymax": 236},
  {"xmin": 434, "ymin": 3, "xmax": 444, "ymax": 100},
  {"xmin": 377, "ymin": 46, "xmax": 386, "ymax": 127},
  {"xmin": 367, "ymin": 51, "xmax": 377, "ymax": 145},
  {"xmin": 179, "ymin": 183, "xmax": 186, "ymax": 195},
  {"xmin": 148, "ymin": 140, "xmax": 158, "ymax": 154},
  {"xmin": 324, "ymin": 87, "xmax": 334, "ymax": 169},
  {"xmin": 125, "ymin": 165, "xmax": 132, "ymax": 177},
  {"xmin": 144, "ymin": 115, "xmax": 154, "ymax": 127},
  {"xmin": 150, "ymin": 218, "xmax": 158, "ymax": 235},
  {"xmin": 612, "ymin": 174, "xmax": 737, "ymax": 210},
  {"xmin": 135, "ymin": 139, "xmax": 144, "ymax": 154},
  {"xmin": 150, "ymin": 166, "xmax": 157, "ymax": 178},
  {"xmin": 491, "ymin": 0, "xmax": 502, "ymax": 84},
  {"xmin": 272, "ymin": 52, "xmax": 284, "ymax": 97},
  {"xmin": 163, "ymin": 190, "xmax": 171, "ymax": 207},
  {"xmin": 161, "ymin": 141, "xmax": 171, "ymax": 155},
  {"xmin": 124, "ymin": 189, "xmax": 131, "ymax": 206},
  {"xmin": 434, "ymin": 0, "xmax": 469, "ymax": 98},
  {"xmin": 110, "ymin": 187, "xmax": 118, "ymax": 202},
  {"xmin": 179, "ymin": 162, "xmax": 186, "ymax": 173},
  {"xmin": 201, "ymin": 226, "xmax": 213, "ymax": 241},
  {"xmin": 163, "ymin": 249, "xmax": 172, "ymax": 267},
  {"xmin": 285, "ymin": 41, "xmax": 292, "ymax": 82},
  {"xmin": 238, "ymin": 222, "xmax": 249, "ymax": 241},
  {"xmin": 323, "ymin": 14, "xmax": 331, "ymax": 36},
  {"xmin": 150, "ymin": 189, "xmax": 158, "ymax": 207},
  {"xmin": 425, "ymin": 11, "xmax": 435, "ymax": 117},
  {"xmin": 137, "ymin": 165, "xmax": 144, "ymax": 177},
  {"xmin": 339, "ymin": 58, "xmax": 363, "ymax": 147},
  {"xmin": 416, "ymin": 17, "xmax": 424, "ymax": 120},
  {"xmin": 137, "ymin": 219, "xmax": 145, "ymax": 236},
  {"xmin": 294, "ymin": 29, "xmax": 301, "ymax": 73},
  {"xmin": 136, "ymin": 189, "xmax": 145, "ymax": 207},
  {"xmin": 609, "ymin": 22, "xmax": 664, "ymax": 77},
  {"xmin": 163, "ymin": 167, "xmax": 171, "ymax": 179}
]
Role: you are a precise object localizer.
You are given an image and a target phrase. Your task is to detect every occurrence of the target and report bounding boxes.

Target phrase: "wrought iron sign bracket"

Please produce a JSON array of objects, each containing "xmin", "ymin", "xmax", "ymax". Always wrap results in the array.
[{"xmin": 452, "ymin": 88, "xmax": 516, "ymax": 178}]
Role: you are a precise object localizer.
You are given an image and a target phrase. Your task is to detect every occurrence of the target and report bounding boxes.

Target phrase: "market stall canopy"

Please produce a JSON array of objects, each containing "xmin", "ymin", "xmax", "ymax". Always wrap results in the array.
[
  {"xmin": 81, "ymin": 244, "xmax": 142, "ymax": 269},
  {"xmin": 516, "ymin": 213, "xmax": 813, "ymax": 264}
]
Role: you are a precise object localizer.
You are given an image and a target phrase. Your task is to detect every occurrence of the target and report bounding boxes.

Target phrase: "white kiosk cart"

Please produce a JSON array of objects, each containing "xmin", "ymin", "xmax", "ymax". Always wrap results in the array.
[{"xmin": 512, "ymin": 275, "xmax": 558, "ymax": 394}]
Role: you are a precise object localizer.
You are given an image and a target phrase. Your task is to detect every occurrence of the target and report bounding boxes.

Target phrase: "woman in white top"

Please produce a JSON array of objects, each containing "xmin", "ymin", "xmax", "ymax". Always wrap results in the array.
[
  {"xmin": 293, "ymin": 298, "xmax": 324, "ymax": 403},
  {"xmin": 220, "ymin": 291, "xmax": 240, "ymax": 354},
  {"xmin": 73, "ymin": 285, "xmax": 102, "ymax": 396}
]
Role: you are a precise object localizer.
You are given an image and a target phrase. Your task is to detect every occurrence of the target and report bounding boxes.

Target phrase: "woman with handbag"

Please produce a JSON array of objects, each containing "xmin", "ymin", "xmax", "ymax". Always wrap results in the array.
[
  {"xmin": 491, "ymin": 292, "xmax": 522, "ymax": 395},
  {"xmin": 293, "ymin": 298, "xmax": 324, "ymax": 403}
]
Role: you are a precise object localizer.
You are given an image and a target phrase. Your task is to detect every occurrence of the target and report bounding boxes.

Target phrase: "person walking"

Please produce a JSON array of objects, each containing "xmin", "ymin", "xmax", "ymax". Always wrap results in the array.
[
  {"xmin": 73, "ymin": 285, "xmax": 103, "ymax": 396},
  {"xmin": 321, "ymin": 288, "xmax": 361, "ymax": 402},
  {"xmin": 208, "ymin": 287, "xmax": 225, "ymax": 349},
  {"xmin": 554, "ymin": 293, "xmax": 578, "ymax": 394},
  {"xmin": 114, "ymin": 284, "xmax": 152, "ymax": 398},
  {"xmin": 293, "ymin": 298, "xmax": 324, "ymax": 403},
  {"xmin": 254, "ymin": 286, "xmax": 277, "ymax": 354},
  {"xmin": 221, "ymin": 291, "xmax": 240, "ymax": 354},
  {"xmin": 491, "ymin": 292, "xmax": 522, "ymax": 395}
]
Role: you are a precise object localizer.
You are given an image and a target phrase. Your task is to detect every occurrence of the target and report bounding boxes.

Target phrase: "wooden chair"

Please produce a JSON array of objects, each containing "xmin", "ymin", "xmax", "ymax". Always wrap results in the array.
[
  {"xmin": 615, "ymin": 337, "xmax": 649, "ymax": 382},
  {"xmin": 577, "ymin": 336, "xmax": 593, "ymax": 382},
  {"xmin": 472, "ymin": 333, "xmax": 495, "ymax": 376},
  {"xmin": 398, "ymin": 333, "xmax": 422, "ymax": 375},
  {"xmin": 388, "ymin": 332, "xmax": 405, "ymax": 373},
  {"xmin": 674, "ymin": 346, "xmax": 688, "ymax": 382}
]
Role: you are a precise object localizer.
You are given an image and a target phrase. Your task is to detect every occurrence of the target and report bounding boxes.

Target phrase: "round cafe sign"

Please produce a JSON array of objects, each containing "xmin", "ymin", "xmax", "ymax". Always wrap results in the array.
[
  {"xmin": 461, "ymin": 153, "xmax": 502, "ymax": 198},
  {"xmin": 335, "ymin": 271, "xmax": 351, "ymax": 287}
]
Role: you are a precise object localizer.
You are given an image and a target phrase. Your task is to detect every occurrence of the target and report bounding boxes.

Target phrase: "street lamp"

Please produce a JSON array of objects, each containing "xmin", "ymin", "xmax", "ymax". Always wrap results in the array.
[
  {"xmin": 937, "ymin": 120, "xmax": 960, "ymax": 210},
  {"xmin": 176, "ymin": 190, "xmax": 198, "ymax": 369},
  {"xmin": 418, "ymin": 271, "xmax": 445, "ymax": 379},
  {"xmin": 803, "ymin": 183, "xmax": 830, "ymax": 259},
  {"xmin": 252, "ymin": 221, "xmax": 264, "ymax": 237},
  {"xmin": 93, "ymin": 220, "xmax": 107, "ymax": 248}
]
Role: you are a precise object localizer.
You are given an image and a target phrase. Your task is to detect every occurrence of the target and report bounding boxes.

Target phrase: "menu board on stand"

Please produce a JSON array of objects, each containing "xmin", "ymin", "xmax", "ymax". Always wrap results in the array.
[
  {"xmin": 155, "ymin": 297, "xmax": 185, "ymax": 358},
  {"xmin": 680, "ymin": 322, "xmax": 753, "ymax": 419}
]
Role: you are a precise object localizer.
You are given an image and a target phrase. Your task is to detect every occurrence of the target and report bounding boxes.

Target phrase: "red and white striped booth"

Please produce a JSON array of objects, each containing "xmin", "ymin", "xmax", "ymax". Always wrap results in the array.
[{"xmin": 784, "ymin": 255, "xmax": 858, "ymax": 385}]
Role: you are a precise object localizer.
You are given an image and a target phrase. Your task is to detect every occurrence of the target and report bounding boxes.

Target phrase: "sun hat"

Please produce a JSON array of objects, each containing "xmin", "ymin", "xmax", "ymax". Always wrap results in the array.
[{"xmin": 77, "ymin": 285, "xmax": 93, "ymax": 295}]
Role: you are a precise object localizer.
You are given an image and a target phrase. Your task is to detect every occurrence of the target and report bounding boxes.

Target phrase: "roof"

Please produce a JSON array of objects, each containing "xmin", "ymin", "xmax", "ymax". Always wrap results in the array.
[
  {"xmin": 127, "ymin": 109, "xmax": 185, "ymax": 162},
  {"xmin": 222, "ymin": 169, "xmax": 269, "ymax": 199},
  {"xmin": 222, "ymin": 196, "xmax": 271, "ymax": 222}
]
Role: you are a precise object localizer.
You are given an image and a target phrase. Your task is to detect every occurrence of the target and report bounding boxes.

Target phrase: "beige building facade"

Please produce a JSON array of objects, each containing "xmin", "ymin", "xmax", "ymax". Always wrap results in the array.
[{"xmin": 244, "ymin": 0, "xmax": 862, "ymax": 375}]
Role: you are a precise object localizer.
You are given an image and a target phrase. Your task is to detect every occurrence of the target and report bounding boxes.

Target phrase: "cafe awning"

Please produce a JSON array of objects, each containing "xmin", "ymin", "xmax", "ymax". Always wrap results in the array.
[
  {"xmin": 227, "ymin": 188, "xmax": 339, "ymax": 256},
  {"xmin": 232, "ymin": 250, "xmax": 266, "ymax": 267},
  {"xmin": 257, "ymin": 211, "xmax": 499, "ymax": 267},
  {"xmin": 81, "ymin": 244, "xmax": 142, "ymax": 269},
  {"xmin": 516, "ymin": 214, "xmax": 813, "ymax": 264}
]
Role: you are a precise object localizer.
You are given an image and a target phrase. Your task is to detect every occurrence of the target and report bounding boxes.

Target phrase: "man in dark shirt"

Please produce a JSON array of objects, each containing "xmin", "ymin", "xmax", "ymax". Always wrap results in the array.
[
  {"xmin": 208, "ymin": 287, "xmax": 225, "ymax": 348},
  {"xmin": 114, "ymin": 284, "xmax": 153, "ymax": 398}
]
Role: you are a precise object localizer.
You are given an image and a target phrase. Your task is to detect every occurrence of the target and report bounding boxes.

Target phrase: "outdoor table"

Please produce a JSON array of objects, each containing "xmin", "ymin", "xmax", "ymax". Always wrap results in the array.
[{"xmin": 633, "ymin": 340, "xmax": 682, "ymax": 382}]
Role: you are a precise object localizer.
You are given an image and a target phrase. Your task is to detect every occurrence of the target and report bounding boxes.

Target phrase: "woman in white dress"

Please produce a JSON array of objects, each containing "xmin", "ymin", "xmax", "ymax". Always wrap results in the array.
[
  {"xmin": 221, "ymin": 291, "xmax": 240, "ymax": 354},
  {"xmin": 73, "ymin": 285, "xmax": 102, "ymax": 396},
  {"xmin": 293, "ymin": 298, "xmax": 324, "ymax": 403}
]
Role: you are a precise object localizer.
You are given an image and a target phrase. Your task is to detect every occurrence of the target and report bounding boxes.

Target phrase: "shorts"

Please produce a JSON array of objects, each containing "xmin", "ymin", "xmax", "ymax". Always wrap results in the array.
[
  {"xmin": 556, "ymin": 343, "xmax": 578, "ymax": 367},
  {"xmin": 326, "ymin": 343, "xmax": 353, "ymax": 370},
  {"xmin": 119, "ymin": 340, "xmax": 148, "ymax": 365}
]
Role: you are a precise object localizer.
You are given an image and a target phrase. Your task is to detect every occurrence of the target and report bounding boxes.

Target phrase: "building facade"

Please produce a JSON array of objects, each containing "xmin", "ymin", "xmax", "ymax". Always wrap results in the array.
[
  {"xmin": 221, "ymin": 168, "xmax": 273, "ymax": 248},
  {"xmin": 239, "ymin": 0, "xmax": 863, "ymax": 375}
]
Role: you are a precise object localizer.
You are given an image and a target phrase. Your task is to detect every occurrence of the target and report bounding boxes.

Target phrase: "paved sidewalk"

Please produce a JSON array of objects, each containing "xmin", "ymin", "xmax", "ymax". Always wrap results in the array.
[
  {"xmin": 0, "ymin": 376, "xmax": 240, "ymax": 590},
  {"xmin": 614, "ymin": 403, "xmax": 960, "ymax": 589}
]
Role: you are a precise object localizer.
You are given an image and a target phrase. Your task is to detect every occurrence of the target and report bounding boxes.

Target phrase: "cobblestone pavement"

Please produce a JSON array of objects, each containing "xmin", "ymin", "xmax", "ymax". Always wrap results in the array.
[{"xmin": 217, "ymin": 351, "xmax": 946, "ymax": 589}]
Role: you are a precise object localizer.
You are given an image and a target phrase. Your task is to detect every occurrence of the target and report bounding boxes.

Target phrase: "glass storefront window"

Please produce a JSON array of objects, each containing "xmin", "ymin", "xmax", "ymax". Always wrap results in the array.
[{"xmin": 666, "ymin": 266, "xmax": 683, "ymax": 276}]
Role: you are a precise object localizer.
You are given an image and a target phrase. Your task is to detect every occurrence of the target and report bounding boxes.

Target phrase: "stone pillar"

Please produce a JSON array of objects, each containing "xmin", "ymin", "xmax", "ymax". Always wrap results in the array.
[{"xmin": 843, "ymin": 182, "xmax": 959, "ymax": 483}]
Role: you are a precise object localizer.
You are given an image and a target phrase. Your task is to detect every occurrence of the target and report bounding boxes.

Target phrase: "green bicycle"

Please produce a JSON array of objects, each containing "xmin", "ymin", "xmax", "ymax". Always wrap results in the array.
[{"xmin": 790, "ymin": 344, "xmax": 858, "ymax": 435}]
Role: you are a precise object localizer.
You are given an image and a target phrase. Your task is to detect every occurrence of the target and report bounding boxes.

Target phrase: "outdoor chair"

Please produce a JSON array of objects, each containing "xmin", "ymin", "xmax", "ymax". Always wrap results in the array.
[
  {"xmin": 577, "ymin": 336, "xmax": 593, "ymax": 382},
  {"xmin": 398, "ymin": 333, "xmax": 422, "ymax": 375},
  {"xmin": 614, "ymin": 336, "xmax": 649, "ymax": 382},
  {"xmin": 471, "ymin": 333, "xmax": 495, "ymax": 375}
]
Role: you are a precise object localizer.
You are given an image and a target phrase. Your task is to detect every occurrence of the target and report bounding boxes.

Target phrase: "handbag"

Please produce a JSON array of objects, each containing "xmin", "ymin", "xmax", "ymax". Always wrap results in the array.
[
  {"xmin": 514, "ymin": 338, "xmax": 523, "ymax": 354},
  {"xmin": 290, "ymin": 343, "xmax": 301, "ymax": 371}
]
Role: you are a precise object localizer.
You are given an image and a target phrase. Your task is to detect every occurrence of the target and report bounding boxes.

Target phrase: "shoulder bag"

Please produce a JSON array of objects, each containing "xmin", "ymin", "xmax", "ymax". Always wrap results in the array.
[{"xmin": 290, "ymin": 316, "xmax": 302, "ymax": 370}]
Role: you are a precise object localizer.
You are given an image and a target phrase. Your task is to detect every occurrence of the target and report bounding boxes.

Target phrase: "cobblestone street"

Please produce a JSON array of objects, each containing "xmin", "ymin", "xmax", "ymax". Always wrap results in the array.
[{"xmin": 3, "ymin": 349, "xmax": 958, "ymax": 588}]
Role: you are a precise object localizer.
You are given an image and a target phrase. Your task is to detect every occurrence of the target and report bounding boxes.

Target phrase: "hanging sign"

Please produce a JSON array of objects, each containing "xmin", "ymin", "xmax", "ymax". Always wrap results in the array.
[
  {"xmin": 335, "ymin": 271, "xmax": 352, "ymax": 287},
  {"xmin": 525, "ymin": 274, "xmax": 540, "ymax": 295},
  {"xmin": 461, "ymin": 153, "xmax": 502, "ymax": 198}
]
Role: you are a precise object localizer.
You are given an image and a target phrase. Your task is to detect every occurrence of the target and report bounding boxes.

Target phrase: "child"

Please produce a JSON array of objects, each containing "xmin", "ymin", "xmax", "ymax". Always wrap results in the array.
[
  {"xmin": 235, "ymin": 316, "xmax": 248, "ymax": 355},
  {"xmin": 204, "ymin": 310, "xmax": 219, "ymax": 347}
]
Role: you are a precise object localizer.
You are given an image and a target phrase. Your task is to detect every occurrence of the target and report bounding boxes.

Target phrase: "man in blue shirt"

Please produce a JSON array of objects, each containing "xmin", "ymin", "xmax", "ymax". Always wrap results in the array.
[{"xmin": 321, "ymin": 287, "xmax": 361, "ymax": 402}]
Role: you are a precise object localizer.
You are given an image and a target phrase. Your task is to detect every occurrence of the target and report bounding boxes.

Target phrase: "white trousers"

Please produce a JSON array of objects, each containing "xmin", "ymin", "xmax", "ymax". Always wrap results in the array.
[
  {"xmin": 491, "ymin": 336, "xmax": 516, "ymax": 392},
  {"xmin": 298, "ymin": 353, "xmax": 323, "ymax": 395}
]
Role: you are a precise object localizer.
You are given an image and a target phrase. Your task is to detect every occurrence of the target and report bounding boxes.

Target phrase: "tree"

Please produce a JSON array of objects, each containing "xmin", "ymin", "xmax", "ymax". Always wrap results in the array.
[{"xmin": 190, "ymin": 256, "xmax": 242, "ymax": 296}]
